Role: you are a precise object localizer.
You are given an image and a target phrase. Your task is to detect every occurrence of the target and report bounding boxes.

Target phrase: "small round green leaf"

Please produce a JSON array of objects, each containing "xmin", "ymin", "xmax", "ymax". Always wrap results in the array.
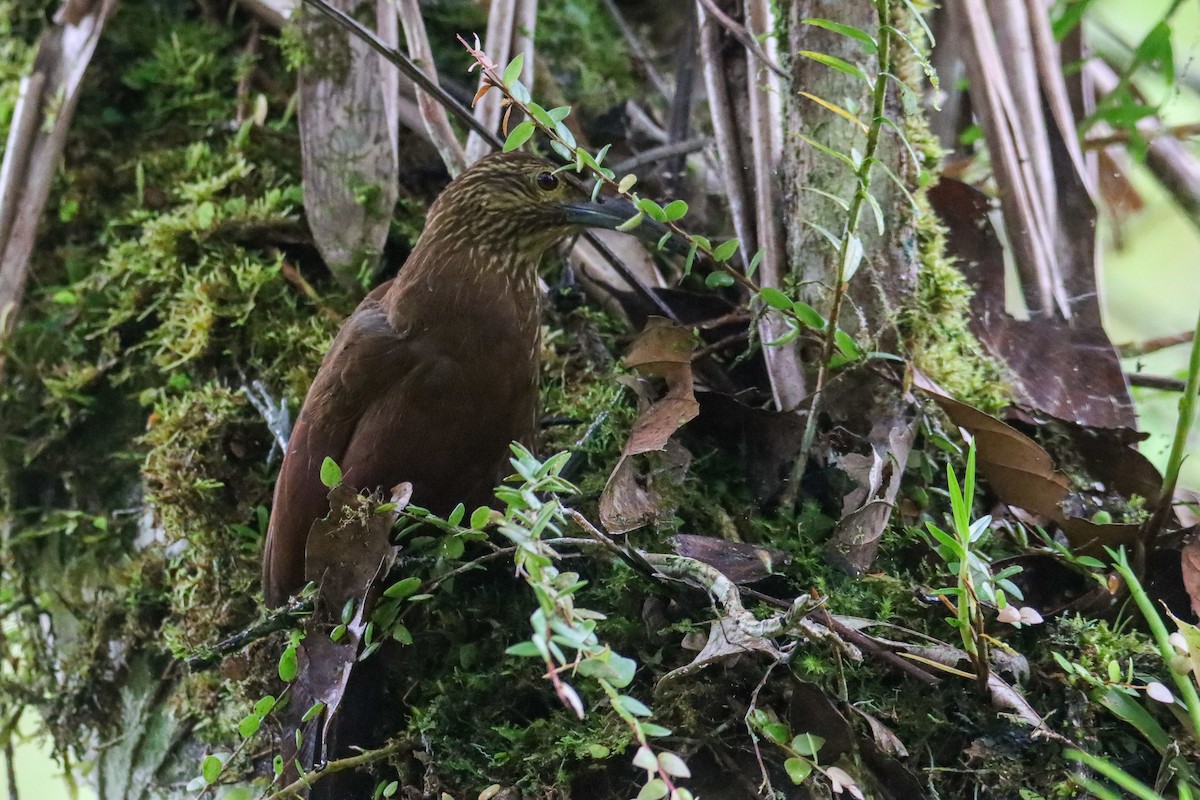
[
  {"xmin": 278, "ymin": 644, "xmax": 298, "ymax": 682},
  {"xmin": 502, "ymin": 53, "xmax": 525, "ymax": 87},
  {"xmin": 790, "ymin": 732, "xmax": 825, "ymax": 757},
  {"xmin": 503, "ymin": 120, "xmax": 536, "ymax": 152},
  {"xmin": 470, "ymin": 505, "xmax": 493, "ymax": 529},
  {"xmin": 391, "ymin": 624, "xmax": 413, "ymax": 645},
  {"xmin": 319, "ymin": 457, "xmax": 342, "ymax": 488},
  {"xmin": 238, "ymin": 714, "xmax": 261, "ymax": 738},
  {"xmin": 202, "ymin": 754, "xmax": 223, "ymax": 785},
  {"xmin": 712, "ymin": 238, "xmax": 740, "ymax": 262},
  {"xmin": 784, "ymin": 756, "xmax": 813, "ymax": 784},
  {"xmin": 636, "ymin": 778, "xmax": 668, "ymax": 800},
  {"xmin": 792, "ymin": 302, "xmax": 824, "ymax": 328},
  {"xmin": 662, "ymin": 199, "xmax": 688, "ymax": 222},
  {"xmin": 506, "ymin": 640, "xmax": 542, "ymax": 657},
  {"xmin": 253, "ymin": 695, "xmax": 276, "ymax": 717},
  {"xmin": 760, "ymin": 287, "xmax": 792, "ymax": 310}
]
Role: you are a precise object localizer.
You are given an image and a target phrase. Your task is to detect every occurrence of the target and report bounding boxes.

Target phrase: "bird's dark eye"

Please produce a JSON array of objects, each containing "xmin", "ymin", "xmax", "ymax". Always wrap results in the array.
[{"xmin": 536, "ymin": 171, "xmax": 559, "ymax": 191}]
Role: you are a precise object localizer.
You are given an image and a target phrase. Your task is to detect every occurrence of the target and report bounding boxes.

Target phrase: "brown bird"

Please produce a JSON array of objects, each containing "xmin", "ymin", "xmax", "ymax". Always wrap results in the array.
[{"xmin": 262, "ymin": 151, "xmax": 653, "ymax": 606}]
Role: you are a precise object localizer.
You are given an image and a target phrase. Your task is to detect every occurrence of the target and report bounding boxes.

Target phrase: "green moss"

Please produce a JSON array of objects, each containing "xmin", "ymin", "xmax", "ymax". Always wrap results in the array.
[
  {"xmin": 885, "ymin": 4, "xmax": 1010, "ymax": 413},
  {"xmin": 903, "ymin": 220, "xmax": 1010, "ymax": 413},
  {"xmin": 0, "ymin": 1, "xmax": 40, "ymax": 133},
  {"xmin": 0, "ymin": 1, "xmax": 340, "ymax": 758},
  {"xmin": 536, "ymin": 0, "xmax": 638, "ymax": 110}
]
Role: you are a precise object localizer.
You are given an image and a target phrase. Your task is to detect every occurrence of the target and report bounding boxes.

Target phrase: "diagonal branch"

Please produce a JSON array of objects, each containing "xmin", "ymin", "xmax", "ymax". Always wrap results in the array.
[
  {"xmin": 302, "ymin": 0, "xmax": 502, "ymax": 146},
  {"xmin": 394, "ymin": 0, "xmax": 467, "ymax": 175}
]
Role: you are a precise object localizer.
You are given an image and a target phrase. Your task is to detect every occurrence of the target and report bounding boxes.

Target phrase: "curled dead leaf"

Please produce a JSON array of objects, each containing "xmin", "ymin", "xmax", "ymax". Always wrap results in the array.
[{"xmin": 600, "ymin": 318, "xmax": 700, "ymax": 533}]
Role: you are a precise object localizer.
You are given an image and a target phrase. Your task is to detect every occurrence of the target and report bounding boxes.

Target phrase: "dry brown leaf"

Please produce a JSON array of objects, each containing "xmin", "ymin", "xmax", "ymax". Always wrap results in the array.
[
  {"xmin": 824, "ymin": 384, "xmax": 917, "ymax": 575},
  {"xmin": 670, "ymin": 534, "xmax": 790, "ymax": 584},
  {"xmin": 928, "ymin": 178, "xmax": 1135, "ymax": 430},
  {"xmin": 693, "ymin": 391, "xmax": 806, "ymax": 501},
  {"xmin": 916, "ymin": 373, "xmax": 1142, "ymax": 551},
  {"xmin": 280, "ymin": 482, "xmax": 406, "ymax": 790},
  {"xmin": 852, "ymin": 708, "xmax": 909, "ymax": 759},
  {"xmin": 600, "ymin": 318, "xmax": 699, "ymax": 533},
  {"xmin": 660, "ymin": 615, "xmax": 781, "ymax": 682}
]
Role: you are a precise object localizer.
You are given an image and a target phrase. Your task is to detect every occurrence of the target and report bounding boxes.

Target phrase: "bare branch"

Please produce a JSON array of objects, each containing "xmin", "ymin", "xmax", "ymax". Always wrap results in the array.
[
  {"xmin": 394, "ymin": 0, "xmax": 467, "ymax": 175},
  {"xmin": 601, "ymin": 0, "xmax": 671, "ymax": 98},
  {"xmin": 609, "ymin": 136, "xmax": 712, "ymax": 175},
  {"xmin": 696, "ymin": 0, "xmax": 788, "ymax": 81},
  {"xmin": 1117, "ymin": 330, "xmax": 1196, "ymax": 358},
  {"xmin": 301, "ymin": 0, "xmax": 502, "ymax": 146},
  {"xmin": 1089, "ymin": 59, "xmax": 1200, "ymax": 231},
  {"xmin": 0, "ymin": 0, "xmax": 117, "ymax": 383},
  {"xmin": 265, "ymin": 739, "xmax": 409, "ymax": 799},
  {"xmin": 1084, "ymin": 122, "xmax": 1200, "ymax": 149},
  {"xmin": 746, "ymin": 0, "xmax": 805, "ymax": 411}
]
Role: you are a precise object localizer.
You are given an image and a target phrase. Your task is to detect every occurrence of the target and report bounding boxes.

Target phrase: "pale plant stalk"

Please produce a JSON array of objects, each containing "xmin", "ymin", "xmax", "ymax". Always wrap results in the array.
[
  {"xmin": 1157, "ymin": 307, "xmax": 1200, "ymax": 518},
  {"xmin": 1109, "ymin": 547, "xmax": 1200, "ymax": 738}
]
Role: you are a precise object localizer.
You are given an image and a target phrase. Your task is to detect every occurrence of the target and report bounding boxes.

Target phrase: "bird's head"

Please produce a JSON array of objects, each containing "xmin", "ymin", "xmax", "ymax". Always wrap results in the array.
[{"xmin": 424, "ymin": 151, "xmax": 669, "ymax": 257}]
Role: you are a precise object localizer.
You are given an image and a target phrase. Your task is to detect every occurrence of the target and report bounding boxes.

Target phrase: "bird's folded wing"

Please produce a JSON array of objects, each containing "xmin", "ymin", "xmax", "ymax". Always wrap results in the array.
[{"xmin": 262, "ymin": 295, "xmax": 414, "ymax": 605}]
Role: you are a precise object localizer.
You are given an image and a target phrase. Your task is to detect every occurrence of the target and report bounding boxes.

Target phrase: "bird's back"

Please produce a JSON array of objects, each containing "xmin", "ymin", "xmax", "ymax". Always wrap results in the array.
[{"xmin": 261, "ymin": 258, "xmax": 540, "ymax": 606}]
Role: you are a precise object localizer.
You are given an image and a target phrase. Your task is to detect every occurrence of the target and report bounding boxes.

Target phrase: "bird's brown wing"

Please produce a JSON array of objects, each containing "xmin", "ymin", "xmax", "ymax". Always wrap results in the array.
[{"xmin": 261, "ymin": 286, "xmax": 412, "ymax": 606}]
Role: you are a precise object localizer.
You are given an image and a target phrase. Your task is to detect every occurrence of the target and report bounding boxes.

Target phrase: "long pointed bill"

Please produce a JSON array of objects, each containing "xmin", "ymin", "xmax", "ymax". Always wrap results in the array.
[{"xmin": 561, "ymin": 197, "xmax": 689, "ymax": 256}]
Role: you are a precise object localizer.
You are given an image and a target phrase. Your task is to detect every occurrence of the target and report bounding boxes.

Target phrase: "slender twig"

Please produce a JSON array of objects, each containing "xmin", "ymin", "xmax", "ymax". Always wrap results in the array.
[
  {"xmin": 691, "ymin": 331, "xmax": 747, "ymax": 361},
  {"xmin": 783, "ymin": 1, "xmax": 893, "ymax": 506},
  {"xmin": 819, "ymin": 609, "xmax": 941, "ymax": 686},
  {"xmin": 1127, "ymin": 373, "xmax": 1188, "ymax": 392},
  {"xmin": 664, "ymin": 8, "xmax": 699, "ymax": 193},
  {"xmin": 695, "ymin": 0, "xmax": 789, "ymax": 80},
  {"xmin": 610, "ymin": 137, "xmax": 712, "ymax": 175},
  {"xmin": 600, "ymin": 0, "xmax": 671, "ymax": 98},
  {"xmin": 300, "ymin": 0, "xmax": 501, "ymax": 146},
  {"xmin": 395, "ymin": 0, "xmax": 467, "ymax": 175},
  {"xmin": 4, "ymin": 739, "xmax": 17, "ymax": 800},
  {"xmin": 265, "ymin": 739, "xmax": 408, "ymax": 799},
  {"xmin": 1117, "ymin": 330, "xmax": 1195, "ymax": 358},
  {"xmin": 185, "ymin": 597, "xmax": 312, "ymax": 670},
  {"xmin": 1085, "ymin": 121, "xmax": 1200, "ymax": 150},
  {"xmin": 696, "ymin": 2, "xmax": 757, "ymax": 283},
  {"xmin": 234, "ymin": 21, "xmax": 261, "ymax": 125},
  {"xmin": 466, "ymin": 0, "xmax": 516, "ymax": 162},
  {"xmin": 278, "ymin": 257, "xmax": 341, "ymax": 323},
  {"xmin": 744, "ymin": 660, "xmax": 781, "ymax": 796},
  {"xmin": 564, "ymin": 508, "xmax": 659, "ymax": 578}
]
